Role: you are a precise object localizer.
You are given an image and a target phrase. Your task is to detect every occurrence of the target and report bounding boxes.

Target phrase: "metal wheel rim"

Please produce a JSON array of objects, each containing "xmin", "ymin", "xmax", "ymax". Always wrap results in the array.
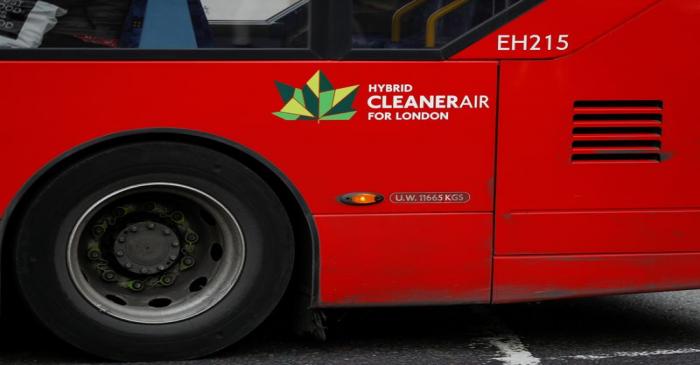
[{"xmin": 67, "ymin": 182, "xmax": 246, "ymax": 324}]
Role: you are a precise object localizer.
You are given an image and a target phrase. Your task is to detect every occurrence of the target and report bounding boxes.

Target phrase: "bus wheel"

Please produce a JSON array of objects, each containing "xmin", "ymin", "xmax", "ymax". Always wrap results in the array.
[{"xmin": 13, "ymin": 141, "xmax": 294, "ymax": 361}]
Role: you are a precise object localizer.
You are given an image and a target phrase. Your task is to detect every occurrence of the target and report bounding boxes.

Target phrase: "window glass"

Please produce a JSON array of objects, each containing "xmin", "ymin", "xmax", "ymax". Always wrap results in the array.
[
  {"xmin": 0, "ymin": 0, "xmax": 309, "ymax": 49},
  {"xmin": 353, "ymin": 0, "xmax": 521, "ymax": 49}
]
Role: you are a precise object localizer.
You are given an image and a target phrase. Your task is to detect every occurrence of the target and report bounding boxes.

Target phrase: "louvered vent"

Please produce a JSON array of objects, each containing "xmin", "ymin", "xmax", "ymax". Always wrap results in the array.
[{"xmin": 572, "ymin": 100, "xmax": 664, "ymax": 163}]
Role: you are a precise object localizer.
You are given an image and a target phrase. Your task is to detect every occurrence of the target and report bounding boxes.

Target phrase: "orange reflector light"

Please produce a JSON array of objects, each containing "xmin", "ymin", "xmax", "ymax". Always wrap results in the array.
[
  {"xmin": 339, "ymin": 193, "xmax": 384, "ymax": 206},
  {"xmin": 352, "ymin": 194, "xmax": 377, "ymax": 204}
]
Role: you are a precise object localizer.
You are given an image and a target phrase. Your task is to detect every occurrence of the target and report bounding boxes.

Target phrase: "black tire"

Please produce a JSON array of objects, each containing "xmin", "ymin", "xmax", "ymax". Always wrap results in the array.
[{"xmin": 12, "ymin": 141, "xmax": 295, "ymax": 361}]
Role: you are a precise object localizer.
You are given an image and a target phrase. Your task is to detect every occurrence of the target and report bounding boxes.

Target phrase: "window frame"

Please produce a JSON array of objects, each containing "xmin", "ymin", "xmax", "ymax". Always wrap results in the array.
[
  {"xmin": 0, "ymin": 0, "xmax": 542, "ymax": 60},
  {"xmin": 345, "ymin": 0, "xmax": 544, "ymax": 60}
]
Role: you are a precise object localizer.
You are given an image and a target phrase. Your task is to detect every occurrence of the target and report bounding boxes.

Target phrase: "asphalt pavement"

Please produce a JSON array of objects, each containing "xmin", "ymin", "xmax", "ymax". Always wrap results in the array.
[{"xmin": 2, "ymin": 290, "xmax": 700, "ymax": 364}]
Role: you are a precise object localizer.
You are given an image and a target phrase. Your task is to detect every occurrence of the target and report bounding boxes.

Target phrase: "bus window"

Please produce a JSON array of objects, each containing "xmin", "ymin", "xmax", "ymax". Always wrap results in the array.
[
  {"xmin": 202, "ymin": 0, "xmax": 309, "ymax": 48},
  {"xmin": 352, "ymin": 0, "xmax": 520, "ymax": 48},
  {"xmin": 0, "ymin": 0, "xmax": 309, "ymax": 49}
]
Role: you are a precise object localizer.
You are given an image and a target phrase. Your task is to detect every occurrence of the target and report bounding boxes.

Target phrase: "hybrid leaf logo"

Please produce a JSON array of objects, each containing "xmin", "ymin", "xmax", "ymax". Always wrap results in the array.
[{"xmin": 274, "ymin": 71, "xmax": 359, "ymax": 121}]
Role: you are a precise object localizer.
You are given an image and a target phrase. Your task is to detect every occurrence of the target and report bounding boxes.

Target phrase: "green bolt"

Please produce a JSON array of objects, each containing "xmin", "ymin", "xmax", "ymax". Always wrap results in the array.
[
  {"xmin": 171, "ymin": 211, "xmax": 185, "ymax": 223},
  {"xmin": 92, "ymin": 226, "xmax": 105, "ymax": 237},
  {"xmin": 102, "ymin": 271, "xmax": 117, "ymax": 282},
  {"xmin": 160, "ymin": 275, "xmax": 175, "ymax": 286},
  {"xmin": 114, "ymin": 204, "xmax": 137, "ymax": 217},
  {"xmin": 186, "ymin": 232, "xmax": 199, "ymax": 243},
  {"xmin": 87, "ymin": 249, "xmax": 101, "ymax": 260},
  {"xmin": 184, "ymin": 243, "xmax": 196, "ymax": 255},
  {"xmin": 180, "ymin": 256, "xmax": 195, "ymax": 270}
]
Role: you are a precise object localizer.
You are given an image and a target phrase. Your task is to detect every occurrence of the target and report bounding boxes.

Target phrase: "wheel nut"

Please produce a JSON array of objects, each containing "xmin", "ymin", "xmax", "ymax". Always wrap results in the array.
[
  {"xmin": 157, "ymin": 265, "xmax": 165, "ymax": 271},
  {"xmin": 130, "ymin": 226, "xmax": 138, "ymax": 233},
  {"xmin": 116, "ymin": 250, "xmax": 125, "ymax": 257},
  {"xmin": 163, "ymin": 229, "xmax": 172, "ymax": 236},
  {"xmin": 141, "ymin": 268, "xmax": 148, "ymax": 274},
  {"xmin": 170, "ymin": 255, "xmax": 178, "ymax": 261},
  {"xmin": 102, "ymin": 272, "xmax": 116, "ymax": 282},
  {"xmin": 125, "ymin": 263, "xmax": 133, "ymax": 269},
  {"xmin": 171, "ymin": 241, "xmax": 179, "ymax": 248},
  {"xmin": 147, "ymin": 223, "xmax": 155, "ymax": 230},
  {"xmin": 161, "ymin": 275, "xmax": 174, "ymax": 286},
  {"xmin": 118, "ymin": 236, "xmax": 126, "ymax": 243}
]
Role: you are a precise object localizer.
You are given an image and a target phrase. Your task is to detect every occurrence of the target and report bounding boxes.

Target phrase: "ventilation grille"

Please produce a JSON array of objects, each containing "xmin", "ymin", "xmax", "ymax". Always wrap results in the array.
[{"xmin": 572, "ymin": 100, "xmax": 663, "ymax": 163}]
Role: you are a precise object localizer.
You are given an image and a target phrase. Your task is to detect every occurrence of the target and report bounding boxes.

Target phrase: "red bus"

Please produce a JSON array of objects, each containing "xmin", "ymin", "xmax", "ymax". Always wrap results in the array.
[{"xmin": 0, "ymin": 0, "xmax": 697, "ymax": 360}]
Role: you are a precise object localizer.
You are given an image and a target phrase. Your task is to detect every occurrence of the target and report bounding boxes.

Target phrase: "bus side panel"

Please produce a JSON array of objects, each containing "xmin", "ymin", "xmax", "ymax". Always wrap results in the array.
[
  {"xmin": 496, "ymin": 0, "xmax": 700, "ymax": 254},
  {"xmin": 0, "ymin": 62, "xmax": 498, "ymax": 306},
  {"xmin": 493, "ymin": 253, "xmax": 700, "ymax": 304},
  {"xmin": 0, "ymin": 62, "xmax": 498, "ymax": 217},
  {"xmin": 317, "ymin": 213, "xmax": 492, "ymax": 306},
  {"xmin": 452, "ymin": 0, "xmax": 661, "ymax": 60},
  {"xmin": 492, "ymin": 0, "xmax": 700, "ymax": 302},
  {"xmin": 498, "ymin": 210, "xmax": 700, "ymax": 255}
]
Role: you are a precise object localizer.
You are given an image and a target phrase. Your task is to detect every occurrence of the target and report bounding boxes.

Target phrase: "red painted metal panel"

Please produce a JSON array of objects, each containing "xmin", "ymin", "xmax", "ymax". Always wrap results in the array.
[
  {"xmin": 495, "ymin": 0, "xmax": 700, "ymax": 255},
  {"xmin": 498, "ymin": 210, "xmax": 700, "ymax": 255},
  {"xmin": 493, "ymin": 253, "xmax": 700, "ymax": 304},
  {"xmin": 0, "ymin": 0, "xmax": 697, "ymax": 307},
  {"xmin": 317, "ymin": 213, "xmax": 492, "ymax": 306},
  {"xmin": 0, "ymin": 62, "xmax": 498, "ymax": 217},
  {"xmin": 452, "ymin": 0, "xmax": 661, "ymax": 60}
]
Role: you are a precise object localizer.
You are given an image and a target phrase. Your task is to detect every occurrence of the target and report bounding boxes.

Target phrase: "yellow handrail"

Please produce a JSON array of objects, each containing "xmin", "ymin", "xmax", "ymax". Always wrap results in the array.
[
  {"xmin": 426, "ymin": 0, "xmax": 471, "ymax": 48},
  {"xmin": 391, "ymin": 0, "xmax": 428, "ymax": 44}
]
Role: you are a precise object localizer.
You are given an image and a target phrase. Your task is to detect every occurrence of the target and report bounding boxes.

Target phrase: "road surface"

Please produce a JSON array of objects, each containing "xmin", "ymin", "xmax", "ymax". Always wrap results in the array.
[{"xmin": 3, "ymin": 290, "xmax": 700, "ymax": 364}]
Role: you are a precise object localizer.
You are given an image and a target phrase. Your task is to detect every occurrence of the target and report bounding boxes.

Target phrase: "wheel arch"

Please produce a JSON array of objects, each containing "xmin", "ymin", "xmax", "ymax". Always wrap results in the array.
[{"xmin": 0, "ymin": 128, "xmax": 320, "ymax": 313}]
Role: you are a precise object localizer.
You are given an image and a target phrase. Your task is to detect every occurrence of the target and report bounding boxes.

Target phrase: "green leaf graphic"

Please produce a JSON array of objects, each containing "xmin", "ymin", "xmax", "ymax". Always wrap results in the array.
[{"xmin": 274, "ymin": 71, "xmax": 359, "ymax": 121}]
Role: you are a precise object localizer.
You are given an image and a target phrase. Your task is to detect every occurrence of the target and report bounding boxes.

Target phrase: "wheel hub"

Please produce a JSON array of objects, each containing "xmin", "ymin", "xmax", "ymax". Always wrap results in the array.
[
  {"xmin": 114, "ymin": 221, "xmax": 181, "ymax": 275},
  {"xmin": 69, "ymin": 183, "xmax": 245, "ymax": 324}
]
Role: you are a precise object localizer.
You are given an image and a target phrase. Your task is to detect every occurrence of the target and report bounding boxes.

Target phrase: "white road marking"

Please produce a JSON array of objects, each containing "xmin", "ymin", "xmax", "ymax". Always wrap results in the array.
[
  {"xmin": 471, "ymin": 307, "xmax": 541, "ymax": 365},
  {"xmin": 489, "ymin": 336, "xmax": 541, "ymax": 365},
  {"xmin": 470, "ymin": 307, "xmax": 700, "ymax": 364},
  {"xmin": 548, "ymin": 348, "xmax": 700, "ymax": 361}
]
